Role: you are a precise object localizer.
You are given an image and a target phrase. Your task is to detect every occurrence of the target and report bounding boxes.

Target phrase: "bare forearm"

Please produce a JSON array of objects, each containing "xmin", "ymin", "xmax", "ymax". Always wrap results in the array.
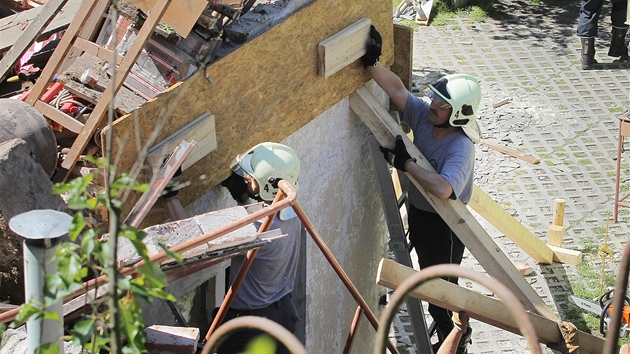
[{"xmin": 404, "ymin": 160, "xmax": 454, "ymax": 200}]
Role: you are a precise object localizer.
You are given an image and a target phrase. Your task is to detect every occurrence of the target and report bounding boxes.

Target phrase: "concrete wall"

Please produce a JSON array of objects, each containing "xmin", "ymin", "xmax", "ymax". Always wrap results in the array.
[{"xmin": 186, "ymin": 81, "xmax": 391, "ymax": 353}]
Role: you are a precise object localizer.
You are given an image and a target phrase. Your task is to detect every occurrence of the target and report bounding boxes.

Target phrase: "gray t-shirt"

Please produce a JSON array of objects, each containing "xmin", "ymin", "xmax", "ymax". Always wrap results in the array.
[
  {"xmin": 402, "ymin": 92, "xmax": 475, "ymax": 212},
  {"xmin": 229, "ymin": 208, "xmax": 301, "ymax": 310}
]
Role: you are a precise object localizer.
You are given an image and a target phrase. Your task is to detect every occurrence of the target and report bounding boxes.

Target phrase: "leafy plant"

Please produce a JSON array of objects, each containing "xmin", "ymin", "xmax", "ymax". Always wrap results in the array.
[{"xmin": 5, "ymin": 156, "xmax": 181, "ymax": 353}]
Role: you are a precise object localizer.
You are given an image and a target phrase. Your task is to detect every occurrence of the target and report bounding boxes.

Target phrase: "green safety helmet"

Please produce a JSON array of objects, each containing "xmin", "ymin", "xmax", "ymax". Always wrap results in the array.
[
  {"xmin": 426, "ymin": 73, "xmax": 482, "ymax": 143},
  {"xmin": 232, "ymin": 142, "xmax": 300, "ymax": 201}
]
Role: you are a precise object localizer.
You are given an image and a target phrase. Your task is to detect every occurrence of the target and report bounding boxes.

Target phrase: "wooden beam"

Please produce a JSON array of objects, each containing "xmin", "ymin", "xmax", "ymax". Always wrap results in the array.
[
  {"xmin": 73, "ymin": 37, "xmax": 122, "ymax": 66},
  {"xmin": 377, "ymin": 258, "xmax": 605, "ymax": 354},
  {"xmin": 0, "ymin": 0, "xmax": 68, "ymax": 82},
  {"xmin": 146, "ymin": 112, "xmax": 217, "ymax": 176},
  {"xmin": 349, "ymin": 86, "xmax": 558, "ymax": 320},
  {"xmin": 469, "ymin": 185, "xmax": 554, "ymax": 264},
  {"xmin": 131, "ymin": 0, "xmax": 208, "ymax": 37},
  {"xmin": 34, "ymin": 100, "xmax": 84, "ymax": 133},
  {"xmin": 480, "ymin": 139, "xmax": 540, "ymax": 164},
  {"xmin": 317, "ymin": 18, "xmax": 371, "ymax": 78},
  {"xmin": 62, "ymin": 0, "xmax": 172, "ymax": 171},
  {"xmin": 547, "ymin": 245, "xmax": 582, "ymax": 266},
  {"xmin": 0, "ymin": 0, "xmax": 82, "ymax": 55},
  {"xmin": 101, "ymin": 0, "xmax": 394, "ymax": 227}
]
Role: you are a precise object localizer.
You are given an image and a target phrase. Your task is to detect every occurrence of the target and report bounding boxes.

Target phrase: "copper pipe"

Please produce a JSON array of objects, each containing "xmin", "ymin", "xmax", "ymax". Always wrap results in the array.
[
  {"xmin": 373, "ymin": 264, "xmax": 542, "ymax": 354},
  {"xmin": 603, "ymin": 240, "xmax": 630, "ymax": 354},
  {"xmin": 292, "ymin": 201, "xmax": 400, "ymax": 354},
  {"xmin": 343, "ymin": 306, "xmax": 364, "ymax": 354},
  {"xmin": 202, "ymin": 315, "xmax": 307, "ymax": 354},
  {"xmin": 203, "ymin": 187, "xmax": 286, "ymax": 341},
  {"xmin": 203, "ymin": 180, "xmax": 296, "ymax": 342},
  {"xmin": 0, "ymin": 185, "xmax": 297, "ymax": 325}
]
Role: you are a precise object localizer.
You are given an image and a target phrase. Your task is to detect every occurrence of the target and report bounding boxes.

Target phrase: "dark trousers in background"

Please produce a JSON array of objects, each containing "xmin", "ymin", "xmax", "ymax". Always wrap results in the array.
[
  {"xmin": 408, "ymin": 206, "xmax": 466, "ymax": 342},
  {"xmin": 577, "ymin": 0, "xmax": 628, "ymax": 37},
  {"xmin": 214, "ymin": 293, "xmax": 299, "ymax": 354}
]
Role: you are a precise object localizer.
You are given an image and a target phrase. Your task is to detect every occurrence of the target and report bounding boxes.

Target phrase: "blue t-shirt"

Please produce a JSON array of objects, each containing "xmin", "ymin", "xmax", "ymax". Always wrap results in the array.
[
  {"xmin": 402, "ymin": 92, "xmax": 475, "ymax": 212},
  {"xmin": 229, "ymin": 208, "xmax": 301, "ymax": 310}
]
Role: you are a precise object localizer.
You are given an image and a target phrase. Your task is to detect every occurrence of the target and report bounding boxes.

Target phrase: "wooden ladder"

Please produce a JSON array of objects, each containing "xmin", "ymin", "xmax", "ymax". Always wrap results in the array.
[{"xmin": 25, "ymin": 0, "xmax": 172, "ymax": 178}]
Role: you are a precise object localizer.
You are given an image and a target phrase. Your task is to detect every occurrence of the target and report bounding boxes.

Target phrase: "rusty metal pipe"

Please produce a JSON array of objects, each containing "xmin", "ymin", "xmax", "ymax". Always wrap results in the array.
[
  {"xmin": 291, "ymin": 201, "xmax": 400, "ymax": 354},
  {"xmin": 373, "ymin": 264, "xmax": 541, "ymax": 354},
  {"xmin": 202, "ymin": 315, "xmax": 307, "ymax": 354},
  {"xmin": 603, "ymin": 240, "xmax": 630, "ymax": 354},
  {"xmin": 203, "ymin": 186, "xmax": 287, "ymax": 341},
  {"xmin": 343, "ymin": 306, "xmax": 364, "ymax": 354}
]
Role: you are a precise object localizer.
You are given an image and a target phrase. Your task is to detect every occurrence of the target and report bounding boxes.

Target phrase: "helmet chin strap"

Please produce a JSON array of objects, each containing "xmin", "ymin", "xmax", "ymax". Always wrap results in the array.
[{"xmin": 433, "ymin": 122, "xmax": 452, "ymax": 129}]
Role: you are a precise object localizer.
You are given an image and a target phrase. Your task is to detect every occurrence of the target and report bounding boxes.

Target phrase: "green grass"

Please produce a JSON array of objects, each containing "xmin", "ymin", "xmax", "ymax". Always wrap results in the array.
[{"xmin": 393, "ymin": 0, "xmax": 496, "ymax": 27}]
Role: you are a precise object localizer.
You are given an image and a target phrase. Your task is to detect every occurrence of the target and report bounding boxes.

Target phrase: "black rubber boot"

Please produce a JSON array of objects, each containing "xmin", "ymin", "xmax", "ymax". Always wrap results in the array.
[
  {"xmin": 608, "ymin": 26, "xmax": 629, "ymax": 58},
  {"xmin": 580, "ymin": 37, "xmax": 597, "ymax": 70}
]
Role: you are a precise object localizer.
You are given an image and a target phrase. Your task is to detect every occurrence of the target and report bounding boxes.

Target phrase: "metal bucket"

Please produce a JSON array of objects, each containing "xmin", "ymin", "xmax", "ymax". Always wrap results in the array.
[{"xmin": 0, "ymin": 99, "xmax": 57, "ymax": 177}]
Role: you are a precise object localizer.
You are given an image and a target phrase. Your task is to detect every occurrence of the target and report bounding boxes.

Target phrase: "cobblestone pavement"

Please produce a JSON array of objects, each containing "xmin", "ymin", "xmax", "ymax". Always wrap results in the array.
[{"xmin": 389, "ymin": 0, "xmax": 630, "ymax": 353}]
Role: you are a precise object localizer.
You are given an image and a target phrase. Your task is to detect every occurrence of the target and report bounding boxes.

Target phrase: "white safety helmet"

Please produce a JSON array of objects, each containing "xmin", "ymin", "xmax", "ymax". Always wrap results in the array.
[
  {"xmin": 232, "ymin": 142, "xmax": 300, "ymax": 202},
  {"xmin": 426, "ymin": 73, "xmax": 482, "ymax": 143}
]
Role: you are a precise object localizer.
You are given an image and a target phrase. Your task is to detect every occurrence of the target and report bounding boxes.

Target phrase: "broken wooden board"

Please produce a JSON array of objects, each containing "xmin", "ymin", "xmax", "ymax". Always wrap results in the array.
[
  {"xmin": 126, "ymin": 0, "xmax": 208, "ymax": 37},
  {"xmin": 0, "ymin": 0, "xmax": 83, "ymax": 55},
  {"xmin": 56, "ymin": 52, "xmax": 147, "ymax": 115},
  {"xmin": 377, "ymin": 258, "xmax": 606, "ymax": 354},
  {"xmin": 101, "ymin": 0, "xmax": 394, "ymax": 228},
  {"xmin": 349, "ymin": 86, "xmax": 558, "ymax": 321},
  {"xmin": 469, "ymin": 184, "xmax": 554, "ymax": 264},
  {"xmin": 0, "ymin": 0, "xmax": 69, "ymax": 82},
  {"xmin": 146, "ymin": 112, "xmax": 217, "ymax": 176},
  {"xmin": 480, "ymin": 139, "xmax": 540, "ymax": 164},
  {"xmin": 390, "ymin": 24, "xmax": 413, "ymax": 112},
  {"xmin": 415, "ymin": 0, "xmax": 433, "ymax": 26},
  {"xmin": 118, "ymin": 204, "xmax": 262, "ymax": 266},
  {"xmin": 317, "ymin": 18, "xmax": 371, "ymax": 78}
]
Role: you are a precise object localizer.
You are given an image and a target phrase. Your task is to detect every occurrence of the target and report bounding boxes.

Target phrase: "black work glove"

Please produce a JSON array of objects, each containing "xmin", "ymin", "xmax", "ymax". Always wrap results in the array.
[
  {"xmin": 362, "ymin": 25, "xmax": 382, "ymax": 68},
  {"xmin": 220, "ymin": 172, "xmax": 250, "ymax": 205},
  {"xmin": 379, "ymin": 135, "xmax": 416, "ymax": 172},
  {"xmin": 161, "ymin": 162, "xmax": 182, "ymax": 200}
]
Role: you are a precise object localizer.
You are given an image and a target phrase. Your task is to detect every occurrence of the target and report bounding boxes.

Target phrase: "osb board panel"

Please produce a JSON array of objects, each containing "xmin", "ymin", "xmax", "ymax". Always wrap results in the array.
[{"xmin": 102, "ymin": 0, "xmax": 394, "ymax": 227}]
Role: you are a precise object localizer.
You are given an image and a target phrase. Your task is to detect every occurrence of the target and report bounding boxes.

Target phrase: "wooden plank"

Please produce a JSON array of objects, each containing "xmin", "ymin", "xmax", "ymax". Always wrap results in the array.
[
  {"xmin": 0, "ymin": 0, "xmax": 69, "ymax": 82},
  {"xmin": 377, "ymin": 258, "xmax": 605, "ymax": 354},
  {"xmin": 25, "ymin": 0, "xmax": 103, "ymax": 107},
  {"xmin": 349, "ymin": 86, "xmax": 558, "ymax": 320},
  {"xmin": 101, "ymin": 0, "xmax": 394, "ymax": 227},
  {"xmin": 146, "ymin": 112, "xmax": 217, "ymax": 176},
  {"xmin": 62, "ymin": 0, "xmax": 172, "ymax": 172},
  {"xmin": 73, "ymin": 37, "xmax": 122, "ymax": 66},
  {"xmin": 129, "ymin": 0, "xmax": 208, "ymax": 37},
  {"xmin": 0, "ymin": 0, "xmax": 83, "ymax": 55},
  {"xmin": 469, "ymin": 185, "xmax": 554, "ymax": 264},
  {"xmin": 480, "ymin": 139, "xmax": 540, "ymax": 164},
  {"xmin": 34, "ymin": 100, "xmax": 84, "ymax": 133},
  {"xmin": 317, "ymin": 18, "xmax": 371, "ymax": 78},
  {"xmin": 547, "ymin": 245, "xmax": 582, "ymax": 266},
  {"xmin": 392, "ymin": 24, "xmax": 412, "ymax": 92},
  {"xmin": 390, "ymin": 24, "xmax": 412, "ymax": 112}
]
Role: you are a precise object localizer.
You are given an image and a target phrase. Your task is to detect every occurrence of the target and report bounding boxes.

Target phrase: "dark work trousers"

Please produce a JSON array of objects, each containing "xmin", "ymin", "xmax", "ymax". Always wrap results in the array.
[
  {"xmin": 214, "ymin": 293, "xmax": 299, "ymax": 354},
  {"xmin": 577, "ymin": 0, "xmax": 629, "ymax": 37},
  {"xmin": 408, "ymin": 206, "xmax": 466, "ymax": 342}
]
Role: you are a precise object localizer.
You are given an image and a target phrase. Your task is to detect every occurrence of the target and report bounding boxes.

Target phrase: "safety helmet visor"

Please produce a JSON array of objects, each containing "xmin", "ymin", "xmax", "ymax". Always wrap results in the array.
[{"xmin": 423, "ymin": 87, "xmax": 452, "ymax": 111}]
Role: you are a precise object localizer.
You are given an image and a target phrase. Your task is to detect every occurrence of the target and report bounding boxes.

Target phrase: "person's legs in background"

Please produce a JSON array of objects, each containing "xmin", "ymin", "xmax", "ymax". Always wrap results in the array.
[
  {"xmin": 408, "ymin": 207, "xmax": 468, "ymax": 352},
  {"xmin": 577, "ymin": 0, "xmax": 604, "ymax": 69},
  {"xmin": 608, "ymin": 0, "xmax": 629, "ymax": 59}
]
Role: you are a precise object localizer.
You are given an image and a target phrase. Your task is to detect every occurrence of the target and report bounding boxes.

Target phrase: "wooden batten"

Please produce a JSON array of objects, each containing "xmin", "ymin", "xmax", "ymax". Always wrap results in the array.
[
  {"xmin": 101, "ymin": 0, "xmax": 394, "ymax": 227},
  {"xmin": 317, "ymin": 18, "xmax": 371, "ymax": 78},
  {"xmin": 377, "ymin": 258, "xmax": 605, "ymax": 354}
]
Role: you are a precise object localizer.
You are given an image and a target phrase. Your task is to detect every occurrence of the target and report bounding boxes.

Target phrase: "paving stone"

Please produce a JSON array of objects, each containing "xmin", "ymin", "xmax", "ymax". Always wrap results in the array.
[{"xmin": 388, "ymin": 0, "xmax": 630, "ymax": 352}]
